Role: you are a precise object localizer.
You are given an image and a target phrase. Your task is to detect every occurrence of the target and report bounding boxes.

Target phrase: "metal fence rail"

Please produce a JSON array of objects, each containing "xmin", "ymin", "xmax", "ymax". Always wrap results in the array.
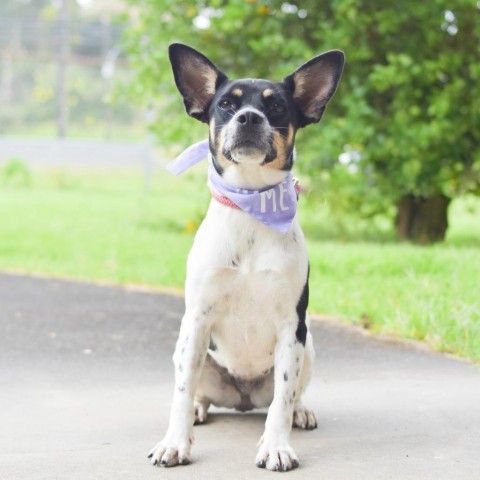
[{"xmin": 0, "ymin": 136, "xmax": 153, "ymax": 170}]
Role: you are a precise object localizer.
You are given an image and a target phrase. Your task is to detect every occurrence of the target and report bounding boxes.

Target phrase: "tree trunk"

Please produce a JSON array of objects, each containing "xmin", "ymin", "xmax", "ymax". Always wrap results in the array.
[{"xmin": 395, "ymin": 194, "xmax": 451, "ymax": 244}]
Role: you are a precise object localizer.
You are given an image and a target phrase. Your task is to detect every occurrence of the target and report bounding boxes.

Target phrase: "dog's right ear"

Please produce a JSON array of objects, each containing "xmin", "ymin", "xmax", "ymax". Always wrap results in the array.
[
  {"xmin": 168, "ymin": 43, "xmax": 228, "ymax": 123},
  {"xmin": 282, "ymin": 50, "xmax": 345, "ymax": 127}
]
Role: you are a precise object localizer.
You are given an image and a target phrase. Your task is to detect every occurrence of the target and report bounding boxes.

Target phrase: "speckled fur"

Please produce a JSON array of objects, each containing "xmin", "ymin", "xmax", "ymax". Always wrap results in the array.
[{"xmin": 148, "ymin": 43, "xmax": 344, "ymax": 472}]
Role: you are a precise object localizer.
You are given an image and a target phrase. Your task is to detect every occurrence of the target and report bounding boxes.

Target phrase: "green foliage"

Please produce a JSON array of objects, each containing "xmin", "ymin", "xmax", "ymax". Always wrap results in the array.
[
  {"xmin": 125, "ymin": 0, "xmax": 480, "ymax": 215},
  {"xmin": 1, "ymin": 158, "xmax": 31, "ymax": 187},
  {"xmin": 0, "ymin": 2, "xmax": 142, "ymax": 139}
]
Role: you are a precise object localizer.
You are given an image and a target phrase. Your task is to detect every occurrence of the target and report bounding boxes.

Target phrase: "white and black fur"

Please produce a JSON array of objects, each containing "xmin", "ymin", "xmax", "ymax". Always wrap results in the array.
[{"xmin": 148, "ymin": 43, "xmax": 344, "ymax": 472}]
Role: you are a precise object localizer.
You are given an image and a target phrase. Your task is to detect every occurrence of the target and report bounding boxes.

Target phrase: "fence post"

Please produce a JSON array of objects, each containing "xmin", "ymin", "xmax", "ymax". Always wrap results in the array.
[{"xmin": 56, "ymin": 0, "xmax": 68, "ymax": 138}]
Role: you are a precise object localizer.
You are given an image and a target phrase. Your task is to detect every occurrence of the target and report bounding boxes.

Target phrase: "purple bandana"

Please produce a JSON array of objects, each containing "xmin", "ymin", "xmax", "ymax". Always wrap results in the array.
[
  {"xmin": 166, "ymin": 139, "xmax": 210, "ymax": 175},
  {"xmin": 166, "ymin": 139, "xmax": 298, "ymax": 233},
  {"xmin": 208, "ymin": 166, "xmax": 297, "ymax": 233}
]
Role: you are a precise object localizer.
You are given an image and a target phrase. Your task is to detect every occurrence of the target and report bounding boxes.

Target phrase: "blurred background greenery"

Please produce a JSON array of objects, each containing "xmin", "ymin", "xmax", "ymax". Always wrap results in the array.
[
  {"xmin": 0, "ymin": 0, "xmax": 145, "ymax": 138},
  {"xmin": 125, "ymin": 0, "xmax": 480, "ymax": 244},
  {"xmin": 0, "ymin": 0, "xmax": 479, "ymax": 361}
]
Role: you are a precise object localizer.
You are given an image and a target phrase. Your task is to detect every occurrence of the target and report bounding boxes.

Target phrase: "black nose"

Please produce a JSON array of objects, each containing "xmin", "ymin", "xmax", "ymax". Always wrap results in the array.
[{"xmin": 236, "ymin": 110, "xmax": 264, "ymax": 126}]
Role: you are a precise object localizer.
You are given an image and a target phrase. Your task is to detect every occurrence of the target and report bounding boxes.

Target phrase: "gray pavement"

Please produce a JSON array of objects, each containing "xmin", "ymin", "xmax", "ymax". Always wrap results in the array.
[{"xmin": 1, "ymin": 272, "xmax": 479, "ymax": 480}]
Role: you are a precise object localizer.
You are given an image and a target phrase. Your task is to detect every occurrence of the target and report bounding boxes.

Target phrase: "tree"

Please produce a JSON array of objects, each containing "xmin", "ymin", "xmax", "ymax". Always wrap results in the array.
[
  {"xmin": 125, "ymin": 0, "xmax": 480, "ymax": 243},
  {"xmin": 337, "ymin": 0, "xmax": 480, "ymax": 243}
]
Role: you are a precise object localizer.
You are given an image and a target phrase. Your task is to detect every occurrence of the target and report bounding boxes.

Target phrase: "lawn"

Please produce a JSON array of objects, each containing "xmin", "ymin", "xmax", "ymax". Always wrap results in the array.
[{"xmin": 1, "ymin": 165, "xmax": 479, "ymax": 362}]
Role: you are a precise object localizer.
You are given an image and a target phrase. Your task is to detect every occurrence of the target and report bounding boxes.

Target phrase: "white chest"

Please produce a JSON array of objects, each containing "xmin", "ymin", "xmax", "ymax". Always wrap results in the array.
[{"xmin": 184, "ymin": 200, "xmax": 309, "ymax": 378}]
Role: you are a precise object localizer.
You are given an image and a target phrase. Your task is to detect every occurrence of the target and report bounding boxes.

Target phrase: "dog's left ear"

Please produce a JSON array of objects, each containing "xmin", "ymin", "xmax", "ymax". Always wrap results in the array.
[
  {"xmin": 169, "ymin": 43, "xmax": 228, "ymax": 123},
  {"xmin": 283, "ymin": 50, "xmax": 345, "ymax": 127}
]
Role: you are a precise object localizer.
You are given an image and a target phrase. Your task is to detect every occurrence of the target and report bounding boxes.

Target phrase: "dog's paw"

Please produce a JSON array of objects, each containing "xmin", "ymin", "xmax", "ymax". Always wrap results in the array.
[
  {"xmin": 147, "ymin": 436, "xmax": 192, "ymax": 467},
  {"xmin": 194, "ymin": 400, "xmax": 209, "ymax": 425},
  {"xmin": 293, "ymin": 404, "xmax": 317, "ymax": 430},
  {"xmin": 255, "ymin": 436, "xmax": 299, "ymax": 472}
]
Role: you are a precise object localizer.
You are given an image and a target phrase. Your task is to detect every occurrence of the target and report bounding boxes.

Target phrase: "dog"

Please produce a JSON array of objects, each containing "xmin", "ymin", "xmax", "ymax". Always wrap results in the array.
[{"xmin": 148, "ymin": 43, "xmax": 344, "ymax": 472}]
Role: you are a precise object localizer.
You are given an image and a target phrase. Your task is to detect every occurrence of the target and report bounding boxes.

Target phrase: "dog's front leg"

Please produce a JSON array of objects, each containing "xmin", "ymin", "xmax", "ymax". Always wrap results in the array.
[
  {"xmin": 256, "ymin": 326, "xmax": 305, "ymax": 472},
  {"xmin": 149, "ymin": 310, "xmax": 211, "ymax": 467}
]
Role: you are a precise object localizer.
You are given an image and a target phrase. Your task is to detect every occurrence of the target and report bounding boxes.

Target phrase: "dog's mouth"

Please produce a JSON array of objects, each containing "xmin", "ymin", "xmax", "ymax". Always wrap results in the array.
[
  {"xmin": 223, "ymin": 137, "xmax": 272, "ymax": 165},
  {"xmin": 225, "ymin": 141, "xmax": 265, "ymax": 163}
]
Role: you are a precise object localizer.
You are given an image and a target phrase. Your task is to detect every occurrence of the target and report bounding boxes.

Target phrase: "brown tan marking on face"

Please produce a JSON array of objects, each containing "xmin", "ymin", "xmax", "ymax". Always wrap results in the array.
[
  {"xmin": 264, "ymin": 124, "xmax": 296, "ymax": 170},
  {"xmin": 287, "ymin": 123, "xmax": 295, "ymax": 144},
  {"xmin": 262, "ymin": 88, "xmax": 274, "ymax": 98},
  {"xmin": 232, "ymin": 88, "xmax": 243, "ymax": 97},
  {"xmin": 209, "ymin": 117, "xmax": 216, "ymax": 145},
  {"xmin": 215, "ymin": 124, "xmax": 234, "ymax": 170}
]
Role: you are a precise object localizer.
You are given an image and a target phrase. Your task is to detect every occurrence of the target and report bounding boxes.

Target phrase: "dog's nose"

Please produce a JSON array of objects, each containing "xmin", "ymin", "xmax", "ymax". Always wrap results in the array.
[{"xmin": 236, "ymin": 110, "xmax": 264, "ymax": 126}]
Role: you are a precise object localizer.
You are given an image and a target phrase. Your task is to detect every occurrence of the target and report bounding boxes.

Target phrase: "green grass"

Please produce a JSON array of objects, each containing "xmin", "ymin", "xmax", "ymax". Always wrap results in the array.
[
  {"xmin": 1, "ymin": 166, "xmax": 479, "ymax": 362},
  {"xmin": 304, "ymin": 198, "xmax": 480, "ymax": 362},
  {"xmin": 2, "ymin": 123, "xmax": 146, "ymax": 141},
  {"xmin": 0, "ymin": 166, "xmax": 209, "ymax": 287}
]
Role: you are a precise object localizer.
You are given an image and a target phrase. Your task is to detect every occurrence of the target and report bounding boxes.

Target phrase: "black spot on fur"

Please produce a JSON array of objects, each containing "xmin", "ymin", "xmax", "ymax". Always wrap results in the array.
[
  {"xmin": 208, "ymin": 337, "xmax": 218, "ymax": 351},
  {"xmin": 248, "ymin": 235, "xmax": 256, "ymax": 248},
  {"xmin": 178, "ymin": 364, "xmax": 183, "ymax": 372},
  {"xmin": 202, "ymin": 304, "xmax": 215, "ymax": 316},
  {"xmin": 295, "ymin": 265, "xmax": 309, "ymax": 346},
  {"xmin": 283, "ymin": 371, "xmax": 289, "ymax": 382},
  {"xmin": 281, "ymin": 150, "xmax": 294, "ymax": 171},
  {"xmin": 178, "ymin": 384, "xmax": 186, "ymax": 392}
]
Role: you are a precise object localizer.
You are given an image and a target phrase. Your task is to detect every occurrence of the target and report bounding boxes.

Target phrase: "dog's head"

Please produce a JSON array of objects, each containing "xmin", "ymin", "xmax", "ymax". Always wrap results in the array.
[{"xmin": 169, "ymin": 43, "xmax": 344, "ymax": 188}]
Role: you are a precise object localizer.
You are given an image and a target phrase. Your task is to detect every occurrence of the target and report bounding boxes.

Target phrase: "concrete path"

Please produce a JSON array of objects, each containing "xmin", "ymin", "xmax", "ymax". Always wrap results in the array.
[{"xmin": 1, "ymin": 272, "xmax": 479, "ymax": 480}]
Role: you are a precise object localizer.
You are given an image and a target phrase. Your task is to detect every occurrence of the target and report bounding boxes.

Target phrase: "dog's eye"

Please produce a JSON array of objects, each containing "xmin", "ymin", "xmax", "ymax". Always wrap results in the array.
[
  {"xmin": 219, "ymin": 99, "xmax": 234, "ymax": 110},
  {"xmin": 271, "ymin": 102, "xmax": 286, "ymax": 114}
]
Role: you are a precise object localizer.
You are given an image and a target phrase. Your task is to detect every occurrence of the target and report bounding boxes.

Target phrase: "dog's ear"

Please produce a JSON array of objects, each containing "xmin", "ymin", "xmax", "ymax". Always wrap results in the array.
[
  {"xmin": 168, "ymin": 43, "xmax": 228, "ymax": 123},
  {"xmin": 282, "ymin": 50, "xmax": 345, "ymax": 127}
]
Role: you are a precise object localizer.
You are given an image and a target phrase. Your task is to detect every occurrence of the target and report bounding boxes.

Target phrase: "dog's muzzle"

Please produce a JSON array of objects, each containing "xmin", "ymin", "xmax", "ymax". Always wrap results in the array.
[{"xmin": 223, "ymin": 108, "xmax": 272, "ymax": 164}]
